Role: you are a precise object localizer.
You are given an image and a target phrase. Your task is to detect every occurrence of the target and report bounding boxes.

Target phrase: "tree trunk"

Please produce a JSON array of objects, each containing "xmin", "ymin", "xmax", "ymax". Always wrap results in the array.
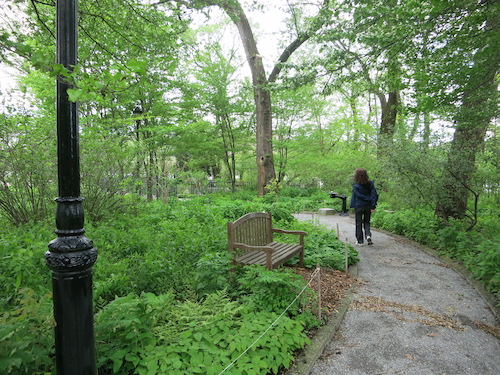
[
  {"xmin": 435, "ymin": 77, "xmax": 497, "ymax": 220},
  {"xmin": 435, "ymin": 25, "xmax": 498, "ymax": 220},
  {"xmin": 218, "ymin": 114, "xmax": 237, "ymax": 193},
  {"xmin": 348, "ymin": 95, "xmax": 361, "ymax": 144},
  {"xmin": 209, "ymin": 0, "xmax": 331, "ymax": 195},
  {"xmin": 422, "ymin": 112, "xmax": 431, "ymax": 149},
  {"xmin": 220, "ymin": 2, "xmax": 275, "ymax": 195},
  {"xmin": 377, "ymin": 90, "xmax": 399, "ymax": 154}
]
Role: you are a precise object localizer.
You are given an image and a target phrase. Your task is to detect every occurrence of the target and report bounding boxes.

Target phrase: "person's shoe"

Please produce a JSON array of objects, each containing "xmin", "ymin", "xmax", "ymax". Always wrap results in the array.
[
  {"xmin": 367, "ymin": 236, "xmax": 373, "ymax": 245},
  {"xmin": 356, "ymin": 242, "xmax": 364, "ymax": 246}
]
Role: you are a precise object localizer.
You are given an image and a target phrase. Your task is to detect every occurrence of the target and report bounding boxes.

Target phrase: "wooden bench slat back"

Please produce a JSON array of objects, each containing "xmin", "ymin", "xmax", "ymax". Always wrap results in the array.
[{"xmin": 228, "ymin": 212, "xmax": 273, "ymax": 248}]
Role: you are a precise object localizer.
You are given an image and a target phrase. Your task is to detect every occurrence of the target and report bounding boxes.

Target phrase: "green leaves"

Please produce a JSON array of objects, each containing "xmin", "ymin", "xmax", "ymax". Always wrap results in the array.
[
  {"xmin": 0, "ymin": 288, "xmax": 55, "ymax": 374},
  {"xmin": 94, "ymin": 289, "xmax": 309, "ymax": 374},
  {"xmin": 126, "ymin": 59, "xmax": 148, "ymax": 75},
  {"xmin": 59, "ymin": 59, "xmax": 147, "ymax": 103},
  {"xmin": 67, "ymin": 88, "xmax": 84, "ymax": 102}
]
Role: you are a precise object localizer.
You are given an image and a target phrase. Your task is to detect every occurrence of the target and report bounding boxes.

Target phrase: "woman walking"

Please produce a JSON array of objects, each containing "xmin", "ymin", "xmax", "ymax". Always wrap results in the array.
[{"xmin": 350, "ymin": 168, "xmax": 378, "ymax": 246}]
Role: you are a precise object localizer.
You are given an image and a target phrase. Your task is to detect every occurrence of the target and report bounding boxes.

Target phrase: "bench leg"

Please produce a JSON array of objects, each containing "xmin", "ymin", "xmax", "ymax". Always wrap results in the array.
[
  {"xmin": 299, "ymin": 249, "xmax": 304, "ymax": 268},
  {"xmin": 266, "ymin": 252, "xmax": 273, "ymax": 270}
]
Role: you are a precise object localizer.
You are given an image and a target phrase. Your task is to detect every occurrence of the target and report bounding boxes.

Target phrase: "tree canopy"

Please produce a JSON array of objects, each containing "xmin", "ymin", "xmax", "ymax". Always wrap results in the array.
[{"xmin": 0, "ymin": 0, "xmax": 498, "ymax": 224}]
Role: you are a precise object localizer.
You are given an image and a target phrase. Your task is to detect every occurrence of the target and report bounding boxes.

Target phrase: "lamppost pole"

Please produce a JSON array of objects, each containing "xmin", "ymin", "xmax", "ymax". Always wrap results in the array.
[{"xmin": 45, "ymin": 1, "xmax": 97, "ymax": 374}]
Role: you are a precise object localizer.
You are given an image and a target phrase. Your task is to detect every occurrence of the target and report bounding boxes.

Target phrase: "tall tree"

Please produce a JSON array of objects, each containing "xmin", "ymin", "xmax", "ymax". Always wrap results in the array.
[
  {"xmin": 307, "ymin": 0, "xmax": 409, "ymax": 156},
  {"xmin": 312, "ymin": 0, "xmax": 498, "ymax": 221},
  {"xmin": 433, "ymin": 0, "xmax": 499, "ymax": 221},
  {"xmin": 178, "ymin": 0, "xmax": 333, "ymax": 195},
  {"xmin": 176, "ymin": 39, "xmax": 253, "ymax": 191},
  {"xmin": 1, "ymin": 0, "xmax": 189, "ymax": 205}
]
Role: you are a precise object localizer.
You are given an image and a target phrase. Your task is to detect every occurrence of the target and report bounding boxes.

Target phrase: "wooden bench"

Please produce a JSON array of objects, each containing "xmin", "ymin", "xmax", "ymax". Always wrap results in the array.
[{"xmin": 227, "ymin": 212, "xmax": 307, "ymax": 270}]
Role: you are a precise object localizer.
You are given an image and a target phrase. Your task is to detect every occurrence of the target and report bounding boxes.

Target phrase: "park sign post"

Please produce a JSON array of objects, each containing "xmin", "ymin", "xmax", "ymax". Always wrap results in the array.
[{"xmin": 45, "ymin": 0, "xmax": 98, "ymax": 373}]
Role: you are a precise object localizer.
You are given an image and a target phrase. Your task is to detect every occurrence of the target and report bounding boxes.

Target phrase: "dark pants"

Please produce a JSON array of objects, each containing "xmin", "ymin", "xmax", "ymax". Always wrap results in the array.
[{"xmin": 355, "ymin": 206, "xmax": 372, "ymax": 244}]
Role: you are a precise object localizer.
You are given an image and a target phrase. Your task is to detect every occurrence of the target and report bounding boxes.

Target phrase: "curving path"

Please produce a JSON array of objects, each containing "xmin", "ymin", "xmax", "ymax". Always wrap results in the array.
[{"xmin": 293, "ymin": 212, "xmax": 499, "ymax": 375}]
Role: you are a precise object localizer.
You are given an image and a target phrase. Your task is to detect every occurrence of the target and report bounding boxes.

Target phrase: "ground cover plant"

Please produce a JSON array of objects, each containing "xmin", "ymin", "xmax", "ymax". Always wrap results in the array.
[{"xmin": 0, "ymin": 194, "xmax": 357, "ymax": 374}]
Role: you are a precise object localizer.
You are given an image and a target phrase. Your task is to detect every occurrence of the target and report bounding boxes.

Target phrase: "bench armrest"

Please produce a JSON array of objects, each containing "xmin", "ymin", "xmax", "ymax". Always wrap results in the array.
[{"xmin": 272, "ymin": 228, "xmax": 307, "ymax": 246}]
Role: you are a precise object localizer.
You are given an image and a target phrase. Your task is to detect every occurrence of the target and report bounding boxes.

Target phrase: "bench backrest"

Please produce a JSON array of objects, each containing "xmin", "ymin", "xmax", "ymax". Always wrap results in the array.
[{"xmin": 227, "ymin": 212, "xmax": 273, "ymax": 248}]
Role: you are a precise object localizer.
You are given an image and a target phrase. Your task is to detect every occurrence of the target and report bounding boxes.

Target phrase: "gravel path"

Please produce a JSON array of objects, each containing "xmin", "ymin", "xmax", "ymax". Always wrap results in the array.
[{"xmin": 294, "ymin": 213, "xmax": 499, "ymax": 375}]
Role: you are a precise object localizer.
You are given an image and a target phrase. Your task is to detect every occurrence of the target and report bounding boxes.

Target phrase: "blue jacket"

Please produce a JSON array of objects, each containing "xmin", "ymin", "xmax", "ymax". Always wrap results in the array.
[{"xmin": 350, "ymin": 181, "xmax": 378, "ymax": 209}]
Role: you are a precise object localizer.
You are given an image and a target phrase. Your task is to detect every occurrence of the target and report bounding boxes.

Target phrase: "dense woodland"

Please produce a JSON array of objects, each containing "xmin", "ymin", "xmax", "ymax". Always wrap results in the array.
[{"xmin": 0, "ymin": 0, "xmax": 498, "ymax": 374}]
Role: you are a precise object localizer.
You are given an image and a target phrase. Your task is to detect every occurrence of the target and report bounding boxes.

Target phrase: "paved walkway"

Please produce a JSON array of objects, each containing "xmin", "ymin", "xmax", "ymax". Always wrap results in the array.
[{"xmin": 293, "ymin": 213, "xmax": 499, "ymax": 375}]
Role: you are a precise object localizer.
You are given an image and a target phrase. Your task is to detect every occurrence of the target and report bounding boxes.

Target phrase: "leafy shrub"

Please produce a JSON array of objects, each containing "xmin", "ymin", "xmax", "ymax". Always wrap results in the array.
[
  {"xmin": 96, "ymin": 291, "xmax": 310, "ymax": 375},
  {"xmin": 0, "ymin": 288, "xmax": 54, "ymax": 374},
  {"xmin": 0, "ymin": 222, "xmax": 52, "ymax": 299},
  {"xmin": 235, "ymin": 266, "xmax": 316, "ymax": 317},
  {"xmin": 0, "ymin": 115, "xmax": 57, "ymax": 225},
  {"xmin": 279, "ymin": 186, "xmax": 303, "ymax": 198},
  {"xmin": 284, "ymin": 221, "xmax": 358, "ymax": 270},
  {"xmin": 91, "ymin": 198, "xmax": 230, "ymax": 301},
  {"xmin": 435, "ymin": 220, "xmax": 472, "ymax": 255},
  {"xmin": 268, "ymin": 203, "xmax": 294, "ymax": 223},
  {"xmin": 0, "ymin": 194, "xmax": 358, "ymax": 375},
  {"xmin": 465, "ymin": 237, "xmax": 500, "ymax": 293},
  {"xmin": 372, "ymin": 205, "xmax": 441, "ymax": 244},
  {"xmin": 195, "ymin": 252, "xmax": 232, "ymax": 297},
  {"xmin": 96, "ymin": 293, "xmax": 160, "ymax": 374}
]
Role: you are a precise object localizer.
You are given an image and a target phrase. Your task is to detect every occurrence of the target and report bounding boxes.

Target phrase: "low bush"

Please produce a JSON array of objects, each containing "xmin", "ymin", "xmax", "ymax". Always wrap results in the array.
[
  {"xmin": 235, "ymin": 266, "xmax": 315, "ymax": 317},
  {"xmin": 95, "ymin": 290, "xmax": 310, "ymax": 375},
  {"xmin": 0, "ymin": 288, "xmax": 54, "ymax": 374}
]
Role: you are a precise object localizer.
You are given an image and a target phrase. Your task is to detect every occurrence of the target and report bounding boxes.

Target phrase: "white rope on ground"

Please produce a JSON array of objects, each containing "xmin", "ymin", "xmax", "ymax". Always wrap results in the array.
[{"xmin": 218, "ymin": 267, "xmax": 321, "ymax": 375}]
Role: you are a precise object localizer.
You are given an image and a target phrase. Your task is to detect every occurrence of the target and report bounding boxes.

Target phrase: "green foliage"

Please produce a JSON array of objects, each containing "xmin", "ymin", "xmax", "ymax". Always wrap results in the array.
[
  {"xmin": 288, "ymin": 220, "xmax": 359, "ymax": 269},
  {"xmin": 0, "ymin": 112, "xmax": 57, "ymax": 224},
  {"xmin": 236, "ymin": 266, "xmax": 314, "ymax": 316},
  {"xmin": 0, "ymin": 288, "xmax": 54, "ymax": 374},
  {"xmin": 376, "ymin": 141, "xmax": 445, "ymax": 210},
  {"xmin": 96, "ymin": 291, "xmax": 309, "ymax": 375},
  {"xmin": 195, "ymin": 252, "xmax": 232, "ymax": 297},
  {"xmin": 0, "ymin": 221, "xmax": 52, "ymax": 298},
  {"xmin": 466, "ymin": 237, "xmax": 500, "ymax": 293},
  {"xmin": 1, "ymin": 0, "xmax": 498, "ymax": 372},
  {"xmin": 91, "ymin": 197, "xmax": 229, "ymax": 300},
  {"xmin": 95, "ymin": 293, "xmax": 160, "ymax": 374},
  {"xmin": 372, "ymin": 204, "xmax": 441, "ymax": 244},
  {"xmin": 1, "ymin": 194, "xmax": 354, "ymax": 374}
]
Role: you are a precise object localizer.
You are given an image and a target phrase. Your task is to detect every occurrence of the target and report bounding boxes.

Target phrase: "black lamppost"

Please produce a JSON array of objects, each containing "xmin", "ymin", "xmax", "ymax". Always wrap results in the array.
[{"xmin": 45, "ymin": 1, "xmax": 97, "ymax": 374}]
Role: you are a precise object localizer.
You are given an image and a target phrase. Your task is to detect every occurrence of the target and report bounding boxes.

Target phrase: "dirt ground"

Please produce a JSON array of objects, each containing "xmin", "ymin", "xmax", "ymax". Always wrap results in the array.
[{"xmin": 291, "ymin": 267, "xmax": 356, "ymax": 318}]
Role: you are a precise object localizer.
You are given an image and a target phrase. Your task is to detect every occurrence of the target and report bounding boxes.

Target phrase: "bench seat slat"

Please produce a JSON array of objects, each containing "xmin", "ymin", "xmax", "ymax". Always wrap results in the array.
[
  {"xmin": 269, "ymin": 243, "xmax": 302, "ymax": 265},
  {"xmin": 235, "ymin": 243, "xmax": 303, "ymax": 267}
]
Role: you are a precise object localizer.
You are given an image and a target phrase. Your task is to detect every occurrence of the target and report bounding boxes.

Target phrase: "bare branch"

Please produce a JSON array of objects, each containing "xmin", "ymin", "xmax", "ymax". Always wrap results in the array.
[
  {"xmin": 268, "ymin": 0, "xmax": 330, "ymax": 83},
  {"xmin": 30, "ymin": 0, "xmax": 56, "ymax": 39}
]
